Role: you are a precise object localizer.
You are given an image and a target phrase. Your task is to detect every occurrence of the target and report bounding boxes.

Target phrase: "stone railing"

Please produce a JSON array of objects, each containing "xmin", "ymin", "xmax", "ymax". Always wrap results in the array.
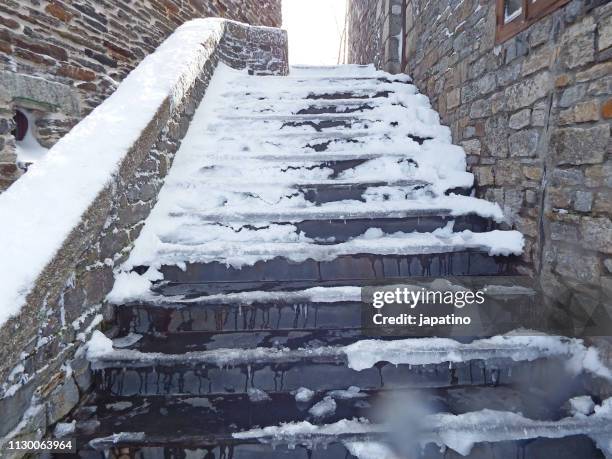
[{"xmin": 0, "ymin": 18, "xmax": 287, "ymax": 449}]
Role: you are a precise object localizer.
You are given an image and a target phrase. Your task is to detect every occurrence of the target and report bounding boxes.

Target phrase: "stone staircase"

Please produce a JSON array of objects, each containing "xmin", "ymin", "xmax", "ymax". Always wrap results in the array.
[{"xmin": 71, "ymin": 65, "xmax": 610, "ymax": 458}]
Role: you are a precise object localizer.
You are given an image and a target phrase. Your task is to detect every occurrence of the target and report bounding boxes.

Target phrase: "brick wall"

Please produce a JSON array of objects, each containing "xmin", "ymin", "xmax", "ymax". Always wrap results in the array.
[
  {"xmin": 347, "ymin": 0, "xmax": 611, "ymax": 321},
  {"xmin": 347, "ymin": 0, "xmax": 403, "ymax": 73},
  {"xmin": 0, "ymin": 0, "xmax": 281, "ymax": 192}
]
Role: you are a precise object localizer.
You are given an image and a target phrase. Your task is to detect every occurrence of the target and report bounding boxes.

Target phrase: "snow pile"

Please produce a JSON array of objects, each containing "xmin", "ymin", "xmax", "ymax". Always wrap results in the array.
[
  {"xmin": 53, "ymin": 421, "xmax": 76, "ymax": 439},
  {"xmin": 308, "ymin": 396, "xmax": 337, "ymax": 419},
  {"xmin": 247, "ymin": 387, "xmax": 272, "ymax": 403},
  {"xmin": 343, "ymin": 334, "xmax": 581, "ymax": 371},
  {"xmin": 0, "ymin": 18, "xmax": 228, "ymax": 328},
  {"xmin": 232, "ymin": 418, "xmax": 378, "ymax": 440},
  {"xmin": 327, "ymin": 386, "xmax": 367, "ymax": 400},
  {"xmin": 569, "ymin": 396, "xmax": 595, "ymax": 416},
  {"xmin": 344, "ymin": 441, "xmax": 400, "ymax": 459},
  {"xmin": 294, "ymin": 387, "xmax": 315, "ymax": 403},
  {"xmin": 86, "ymin": 330, "xmax": 114, "ymax": 359}
]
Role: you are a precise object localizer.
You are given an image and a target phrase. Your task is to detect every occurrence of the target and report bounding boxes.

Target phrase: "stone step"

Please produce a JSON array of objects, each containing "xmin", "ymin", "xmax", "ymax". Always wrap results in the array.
[
  {"xmin": 117, "ymin": 300, "xmax": 365, "ymax": 334},
  {"xmin": 154, "ymin": 252, "xmax": 516, "ymax": 285},
  {"xmin": 74, "ymin": 385, "xmax": 570, "ymax": 451},
  {"xmin": 165, "ymin": 194, "xmax": 504, "ymax": 224},
  {"xmin": 223, "ymin": 89, "xmax": 396, "ymax": 101},
  {"xmin": 212, "ymin": 130, "xmax": 433, "ymax": 152},
  {"xmin": 293, "ymin": 215, "xmax": 488, "ymax": 240},
  {"xmin": 89, "ymin": 335, "xmax": 580, "ymax": 397},
  {"xmin": 156, "ymin": 216, "xmax": 492, "ymax": 252},
  {"xmin": 90, "ymin": 356, "xmax": 567, "ymax": 397},
  {"xmin": 115, "ymin": 329, "xmax": 366, "ymax": 353},
  {"xmin": 74, "ymin": 437, "xmax": 605, "ymax": 459},
  {"xmin": 208, "ymin": 116, "xmax": 413, "ymax": 135}
]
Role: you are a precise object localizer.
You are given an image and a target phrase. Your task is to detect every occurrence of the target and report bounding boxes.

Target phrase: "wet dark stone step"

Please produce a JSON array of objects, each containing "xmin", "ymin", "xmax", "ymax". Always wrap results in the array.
[
  {"xmin": 79, "ymin": 443, "xmax": 356, "ymax": 458},
  {"xmin": 296, "ymin": 103, "xmax": 376, "ymax": 115},
  {"xmin": 117, "ymin": 302, "xmax": 365, "ymax": 335},
  {"xmin": 92, "ymin": 353, "xmax": 567, "ymax": 397},
  {"xmin": 278, "ymin": 157, "xmax": 371, "ymax": 177},
  {"xmin": 305, "ymin": 90, "xmax": 393, "ymax": 100},
  {"xmin": 74, "ymin": 385, "xmax": 565, "ymax": 449},
  {"xmin": 76, "ymin": 436, "xmax": 604, "ymax": 459},
  {"xmin": 297, "ymin": 181, "xmax": 434, "ymax": 205},
  {"xmin": 157, "ymin": 252, "xmax": 517, "ymax": 284},
  {"xmin": 115, "ymin": 329, "xmax": 366, "ymax": 353},
  {"xmin": 118, "ymin": 282, "xmax": 540, "ymax": 335},
  {"xmin": 294, "ymin": 215, "xmax": 493, "ymax": 240}
]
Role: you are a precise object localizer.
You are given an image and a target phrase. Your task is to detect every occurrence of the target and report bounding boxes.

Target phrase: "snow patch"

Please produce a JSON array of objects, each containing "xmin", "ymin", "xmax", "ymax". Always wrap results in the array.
[
  {"xmin": 308, "ymin": 396, "xmax": 336, "ymax": 419},
  {"xmin": 569, "ymin": 396, "xmax": 595, "ymax": 416},
  {"xmin": 247, "ymin": 387, "xmax": 272, "ymax": 402},
  {"xmin": 86, "ymin": 331, "xmax": 114, "ymax": 359},
  {"xmin": 294, "ymin": 387, "xmax": 315, "ymax": 403}
]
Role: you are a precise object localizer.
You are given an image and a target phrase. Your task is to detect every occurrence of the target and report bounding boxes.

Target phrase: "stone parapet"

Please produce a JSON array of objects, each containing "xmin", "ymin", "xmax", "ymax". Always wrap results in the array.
[{"xmin": 0, "ymin": 19, "xmax": 288, "ymax": 454}]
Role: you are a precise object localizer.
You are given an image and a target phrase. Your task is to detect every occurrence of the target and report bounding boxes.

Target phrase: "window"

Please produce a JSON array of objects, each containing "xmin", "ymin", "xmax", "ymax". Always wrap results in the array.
[
  {"xmin": 12, "ymin": 110, "xmax": 28, "ymax": 141},
  {"xmin": 496, "ymin": 0, "xmax": 571, "ymax": 43}
]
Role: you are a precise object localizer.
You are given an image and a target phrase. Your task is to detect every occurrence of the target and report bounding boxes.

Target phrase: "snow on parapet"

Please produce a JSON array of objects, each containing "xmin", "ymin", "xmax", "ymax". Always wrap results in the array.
[{"xmin": 0, "ymin": 19, "xmax": 228, "ymax": 328}]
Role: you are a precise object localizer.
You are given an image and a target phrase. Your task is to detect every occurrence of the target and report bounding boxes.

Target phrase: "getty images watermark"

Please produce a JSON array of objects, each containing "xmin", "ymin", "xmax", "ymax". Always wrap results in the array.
[
  {"xmin": 372, "ymin": 285, "xmax": 486, "ymax": 327},
  {"xmin": 360, "ymin": 276, "xmax": 611, "ymax": 338}
]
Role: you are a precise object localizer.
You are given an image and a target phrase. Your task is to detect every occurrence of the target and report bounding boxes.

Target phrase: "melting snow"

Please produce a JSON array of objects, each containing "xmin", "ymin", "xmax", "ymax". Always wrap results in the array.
[
  {"xmin": 344, "ymin": 441, "xmax": 400, "ymax": 459},
  {"xmin": 327, "ymin": 386, "xmax": 367, "ymax": 400},
  {"xmin": 294, "ymin": 387, "xmax": 315, "ymax": 403},
  {"xmin": 570, "ymin": 396, "xmax": 595, "ymax": 416},
  {"xmin": 247, "ymin": 388, "xmax": 272, "ymax": 402},
  {"xmin": 308, "ymin": 396, "xmax": 337, "ymax": 419}
]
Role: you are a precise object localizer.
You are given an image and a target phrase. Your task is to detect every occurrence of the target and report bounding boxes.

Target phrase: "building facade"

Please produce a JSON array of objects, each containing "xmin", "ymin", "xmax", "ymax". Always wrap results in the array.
[
  {"xmin": 0, "ymin": 0, "xmax": 281, "ymax": 192},
  {"xmin": 348, "ymin": 0, "xmax": 611, "ymax": 323}
]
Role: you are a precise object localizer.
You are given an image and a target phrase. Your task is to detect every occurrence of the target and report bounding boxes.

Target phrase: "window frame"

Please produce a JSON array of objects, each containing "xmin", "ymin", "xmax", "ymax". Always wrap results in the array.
[{"xmin": 495, "ymin": 0, "xmax": 571, "ymax": 43}]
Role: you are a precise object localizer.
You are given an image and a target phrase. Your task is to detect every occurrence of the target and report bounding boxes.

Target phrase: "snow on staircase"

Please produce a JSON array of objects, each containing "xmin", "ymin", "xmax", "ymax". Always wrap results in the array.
[{"xmin": 74, "ymin": 64, "xmax": 611, "ymax": 458}]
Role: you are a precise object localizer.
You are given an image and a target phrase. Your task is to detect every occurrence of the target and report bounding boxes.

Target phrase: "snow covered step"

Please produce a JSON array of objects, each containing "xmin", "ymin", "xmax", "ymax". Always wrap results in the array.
[
  {"xmin": 223, "ymin": 86, "xmax": 400, "ymax": 101},
  {"xmin": 87, "ymin": 333, "xmax": 581, "ymax": 396},
  {"xmin": 208, "ymin": 117, "xmax": 403, "ymax": 135},
  {"xmin": 224, "ymin": 77, "xmax": 411, "ymax": 94},
  {"xmin": 230, "ymin": 414, "xmax": 609, "ymax": 459},
  {"xmin": 163, "ymin": 194, "xmax": 504, "ymax": 223}
]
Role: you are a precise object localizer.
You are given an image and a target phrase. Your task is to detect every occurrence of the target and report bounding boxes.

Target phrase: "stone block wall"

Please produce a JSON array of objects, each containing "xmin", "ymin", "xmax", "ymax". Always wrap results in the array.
[
  {"xmin": 347, "ymin": 0, "xmax": 403, "ymax": 73},
  {"xmin": 0, "ymin": 21, "xmax": 287, "ymax": 454},
  {"xmin": 347, "ymin": 0, "xmax": 611, "ymax": 323},
  {"xmin": 0, "ymin": 0, "xmax": 281, "ymax": 192}
]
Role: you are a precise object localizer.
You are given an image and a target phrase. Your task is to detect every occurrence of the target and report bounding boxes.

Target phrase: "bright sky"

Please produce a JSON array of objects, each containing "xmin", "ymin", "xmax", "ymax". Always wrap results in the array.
[{"xmin": 282, "ymin": 0, "xmax": 347, "ymax": 65}]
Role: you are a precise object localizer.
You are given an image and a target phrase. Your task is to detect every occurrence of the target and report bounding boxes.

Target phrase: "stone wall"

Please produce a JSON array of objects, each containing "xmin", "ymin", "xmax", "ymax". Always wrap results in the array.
[
  {"xmin": 347, "ymin": 0, "xmax": 611, "ymax": 323},
  {"xmin": 0, "ymin": 20, "xmax": 288, "ymax": 454},
  {"xmin": 347, "ymin": 0, "xmax": 403, "ymax": 73},
  {"xmin": 0, "ymin": 0, "xmax": 281, "ymax": 192}
]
